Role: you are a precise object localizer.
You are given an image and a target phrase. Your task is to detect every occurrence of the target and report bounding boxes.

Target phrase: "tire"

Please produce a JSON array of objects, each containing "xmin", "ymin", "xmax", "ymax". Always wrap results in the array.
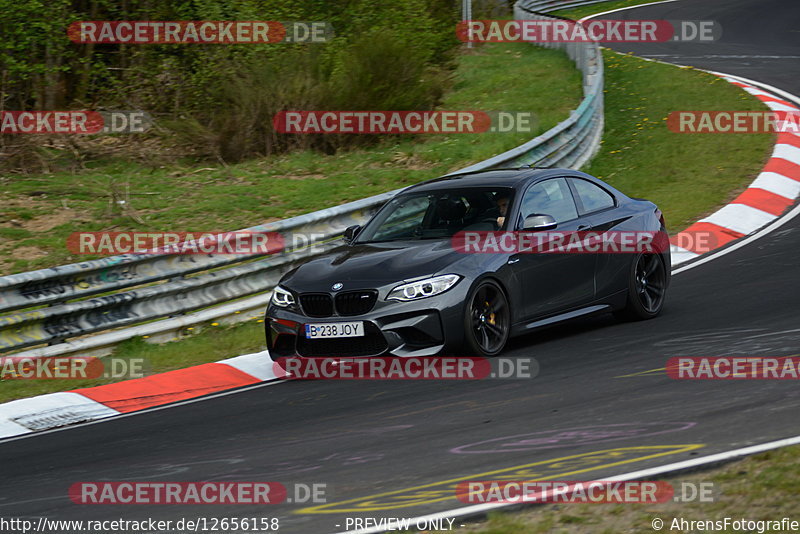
[
  {"xmin": 463, "ymin": 279, "xmax": 510, "ymax": 357},
  {"xmin": 614, "ymin": 252, "xmax": 667, "ymax": 321}
]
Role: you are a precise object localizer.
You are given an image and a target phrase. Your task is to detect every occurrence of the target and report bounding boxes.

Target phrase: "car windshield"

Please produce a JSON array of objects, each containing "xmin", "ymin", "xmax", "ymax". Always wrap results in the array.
[{"xmin": 356, "ymin": 186, "xmax": 514, "ymax": 243}]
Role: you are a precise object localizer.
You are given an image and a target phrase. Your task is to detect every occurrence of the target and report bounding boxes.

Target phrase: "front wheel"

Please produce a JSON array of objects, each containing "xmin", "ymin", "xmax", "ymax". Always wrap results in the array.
[
  {"xmin": 615, "ymin": 252, "xmax": 667, "ymax": 321},
  {"xmin": 463, "ymin": 279, "xmax": 510, "ymax": 357}
]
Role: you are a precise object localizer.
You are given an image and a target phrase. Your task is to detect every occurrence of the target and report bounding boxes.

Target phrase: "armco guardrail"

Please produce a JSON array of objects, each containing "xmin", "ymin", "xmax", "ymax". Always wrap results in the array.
[{"xmin": 0, "ymin": 2, "xmax": 603, "ymax": 355}]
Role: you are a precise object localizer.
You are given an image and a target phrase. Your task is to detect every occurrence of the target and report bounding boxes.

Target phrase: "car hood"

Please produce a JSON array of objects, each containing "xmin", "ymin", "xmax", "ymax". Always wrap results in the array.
[{"xmin": 280, "ymin": 240, "xmax": 465, "ymax": 291}]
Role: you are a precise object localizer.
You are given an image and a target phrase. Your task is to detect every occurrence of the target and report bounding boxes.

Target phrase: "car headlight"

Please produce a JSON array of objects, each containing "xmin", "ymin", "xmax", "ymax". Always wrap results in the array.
[
  {"xmin": 271, "ymin": 285, "xmax": 296, "ymax": 307},
  {"xmin": 387, "ymin": 274, "xmax": 461, "ymax": 302}
]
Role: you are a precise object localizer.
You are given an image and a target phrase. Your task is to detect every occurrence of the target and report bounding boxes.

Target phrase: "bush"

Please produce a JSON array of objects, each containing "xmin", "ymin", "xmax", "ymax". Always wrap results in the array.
[
  {"xmin": 171, "ymin": 26, "xmax": 452, "ymax": 162},
  {"xmin": 1, "ymin": 0, "xmax": 459, "ymax": 170}
]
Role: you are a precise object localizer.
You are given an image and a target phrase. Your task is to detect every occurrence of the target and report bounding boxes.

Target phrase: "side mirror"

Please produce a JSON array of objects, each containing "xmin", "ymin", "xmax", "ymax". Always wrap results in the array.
[
  {"xmin": 343, "ymin": 225, "xmax": 362, "ymax": 244},
  {"xmin": 523, "ymin": 214, "xmax": 557, "ymax": 231}
]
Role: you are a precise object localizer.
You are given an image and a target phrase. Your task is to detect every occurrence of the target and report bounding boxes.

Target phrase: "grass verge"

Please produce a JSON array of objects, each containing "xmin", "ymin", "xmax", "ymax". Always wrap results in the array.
[
  {"xmin": 0, "ymin": 42, "xmax": 581, "ymax": 275},
  {"xmin": 460, "ymin": 444, "xmax": 800, "ymax": 533}
]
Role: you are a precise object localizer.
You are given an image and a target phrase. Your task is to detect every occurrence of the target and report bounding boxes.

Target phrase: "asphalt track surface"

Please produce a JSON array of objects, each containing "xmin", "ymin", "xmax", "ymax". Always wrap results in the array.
[{"xmin": 1, "ymin": 1, "xmax": 799, "ymax": 532}]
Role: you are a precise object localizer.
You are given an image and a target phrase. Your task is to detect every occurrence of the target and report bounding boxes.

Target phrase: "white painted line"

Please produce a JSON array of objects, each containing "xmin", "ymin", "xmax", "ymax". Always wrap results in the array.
[
  {"xmin": 674, "ymin": 200, "xmax": 800, "ymax": 274},
  {"xmin": 750, "ymin": 172, "xmax": 800, "ymax": 200},
  {"xmin": 699, "ymin": 203, "xmax": 776, "ymax": 235},
  {"xmin": 577, "ymin": 0, "xmax": 680, "ymax": 23},
  {"xmin": 646, "ymin": 54, "xmax": 800, "ymax": 60},
  {"xmin": 669, "ymin": 246, "xmax": 699, "ymax": 267},
  {"xmin": 218, "ymin": 350, "xmax": 277, "ymax": 381},
  {"xmin": 705, "ymin": 71, "xmax": 800, "ymax": 109},
  {"xmin": 331, "ymin": 434, "xmax": 800, "ymax": 534}
]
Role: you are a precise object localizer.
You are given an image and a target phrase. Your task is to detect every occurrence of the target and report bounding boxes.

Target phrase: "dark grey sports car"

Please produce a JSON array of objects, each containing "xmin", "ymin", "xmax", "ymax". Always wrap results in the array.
[{"xmin": 265, "ymin": 167, "xmax": 670, "ymax": 358}]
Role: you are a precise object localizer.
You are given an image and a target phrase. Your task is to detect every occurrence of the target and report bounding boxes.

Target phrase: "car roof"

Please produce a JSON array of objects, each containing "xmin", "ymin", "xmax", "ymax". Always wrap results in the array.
[{"xmin": 402, "ymin": 168, "xmax": 579, "ymax": 193}]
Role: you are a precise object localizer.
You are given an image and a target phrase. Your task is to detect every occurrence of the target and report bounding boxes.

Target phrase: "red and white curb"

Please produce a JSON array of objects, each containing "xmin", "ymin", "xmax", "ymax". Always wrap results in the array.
[
  {"xmin": 669, "ymin": 76, "xmax": 800, "ymax": 266},
  {"xmin": 0, "ymin": 350, "xmax": 277, "ymax": 439},
  {"xmin": 1, "ymin": 77, "xmax": 799, "ymax": 442}
]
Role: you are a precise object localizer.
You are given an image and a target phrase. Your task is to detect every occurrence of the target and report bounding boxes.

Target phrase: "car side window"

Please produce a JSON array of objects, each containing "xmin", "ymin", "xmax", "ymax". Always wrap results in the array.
[
  {"xmin": 520, "ymin": 178, "xmax": 578, "ymax": 225},
  {"xmin": 572, "ymin": 178, "xmax": 615, "ymax": 214},
  {"xmin": 371, "ymin": 196, "xmax": 430, "ymax": 240}
]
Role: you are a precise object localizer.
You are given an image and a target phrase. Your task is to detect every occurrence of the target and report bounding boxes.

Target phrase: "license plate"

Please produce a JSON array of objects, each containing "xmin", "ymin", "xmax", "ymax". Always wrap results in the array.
[{"xmin": 305, "ymin": 321, "xmax": 364, "ymax": 339}]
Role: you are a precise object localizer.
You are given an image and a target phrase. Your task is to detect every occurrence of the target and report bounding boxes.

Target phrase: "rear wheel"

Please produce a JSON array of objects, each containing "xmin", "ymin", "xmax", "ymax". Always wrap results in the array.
[
  {"xmin": 615, "ymin": 252, "xmax": 667, "ymax": 321},
  {"xmin": 463, "ymin": 280, "xmax": 510, "ymax": 357}
]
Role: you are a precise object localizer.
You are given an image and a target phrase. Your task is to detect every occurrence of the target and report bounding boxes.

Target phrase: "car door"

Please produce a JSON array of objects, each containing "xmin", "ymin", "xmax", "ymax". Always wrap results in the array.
[
  {"xmin": 508, "ymin": 177, "xmax": 596, "ymax": 320},
  {"xmin": 567, "ymin": 177, "xmax": 627, "ymax": 299}
]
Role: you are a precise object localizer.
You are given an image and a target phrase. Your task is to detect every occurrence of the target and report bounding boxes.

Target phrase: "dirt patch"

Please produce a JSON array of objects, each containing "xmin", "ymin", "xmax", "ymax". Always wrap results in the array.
[
  {"xmin": 22, "ymin": 210, "xmax": 83, "ymax": 232},
  {"xmin": 366, "ymin": 152, "xmax": 437, "ymax": 170},
  {"xmin": 274, "ymin": 173, "xmax": 327, "ymax": 180},
  {"xmin": 0, "ymin": 197, "xmax": 91, "ymax": 232},
  {"xmin": 10, "ymin": 245, "xmax": 49, "ymax": 260}
]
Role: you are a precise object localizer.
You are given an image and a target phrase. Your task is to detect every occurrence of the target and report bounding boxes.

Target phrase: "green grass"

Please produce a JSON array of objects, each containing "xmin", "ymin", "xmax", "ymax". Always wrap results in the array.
[
  {"xmin": 460, "ymin": 444, "xmax": 800, "ymax": 533},
  {"xmin": 0, "ymin": 42, "xmax": 581, "ymax": 275},
  {"xmin": 551, "ymin": 0, "xmax": 666, "ymax": 20}
]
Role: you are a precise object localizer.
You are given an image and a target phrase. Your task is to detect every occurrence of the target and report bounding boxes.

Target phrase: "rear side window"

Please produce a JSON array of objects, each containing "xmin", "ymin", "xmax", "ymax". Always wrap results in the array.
[{"xmin": 572, "ymin": 179, "xmax": 615, "ymax": 214}]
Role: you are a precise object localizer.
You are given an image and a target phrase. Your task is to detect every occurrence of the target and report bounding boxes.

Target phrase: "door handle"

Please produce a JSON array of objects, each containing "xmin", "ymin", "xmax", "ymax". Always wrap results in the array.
[{"xmin": 577, "ymin": 225, "xmax": 590, "ymax": 231}]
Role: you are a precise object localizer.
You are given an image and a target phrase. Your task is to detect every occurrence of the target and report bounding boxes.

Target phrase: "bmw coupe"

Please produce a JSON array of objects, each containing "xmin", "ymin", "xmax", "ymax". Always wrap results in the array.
[{"xmin": 265, "ymin": 168, "xmax": 670, "ymax": 358}]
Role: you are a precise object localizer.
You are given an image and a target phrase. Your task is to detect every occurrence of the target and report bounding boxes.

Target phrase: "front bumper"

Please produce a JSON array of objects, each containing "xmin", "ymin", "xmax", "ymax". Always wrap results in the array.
[{"xmin": 266, "ymin": 289, "xmax": 467, "ymax": 359}]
